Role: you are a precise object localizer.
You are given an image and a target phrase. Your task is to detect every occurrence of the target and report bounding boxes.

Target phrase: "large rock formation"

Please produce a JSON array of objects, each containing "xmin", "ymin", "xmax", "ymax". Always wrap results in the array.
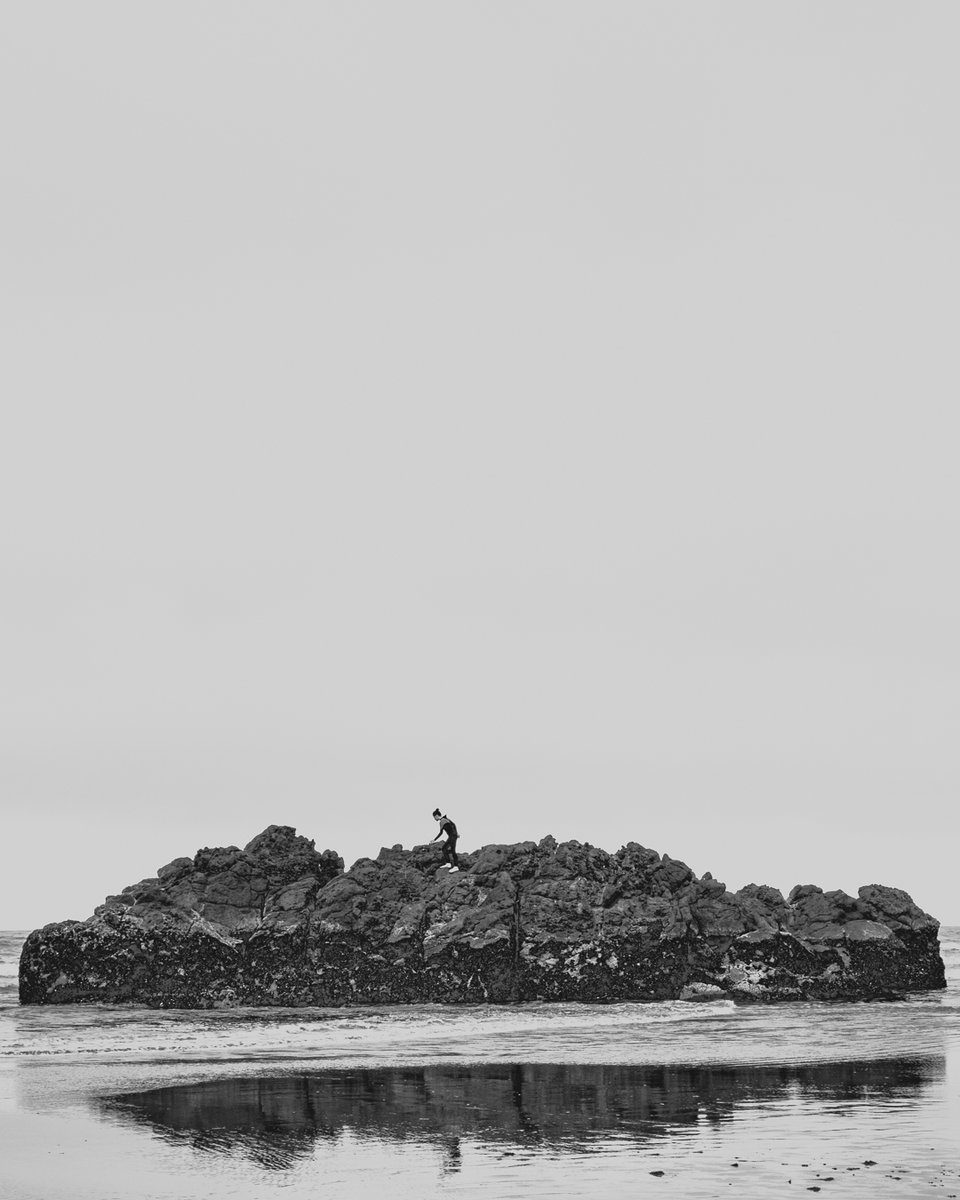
[{"xmin": 19, "ymin": 826, "xmax": 945, "ymax": 1007}]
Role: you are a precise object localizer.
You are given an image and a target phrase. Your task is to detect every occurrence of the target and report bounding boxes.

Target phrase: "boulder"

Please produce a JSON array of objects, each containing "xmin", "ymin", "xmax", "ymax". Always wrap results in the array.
[{"xmin": 19, "ymin": 828, "xmax": 946, "ymax": 1007}]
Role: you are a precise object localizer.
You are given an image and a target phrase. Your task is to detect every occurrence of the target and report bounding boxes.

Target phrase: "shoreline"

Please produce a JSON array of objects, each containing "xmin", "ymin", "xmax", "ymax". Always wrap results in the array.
[
  {"xmin": 3, "ymin": 928, "xmax": 959, "ymax": 1199},
  {"xmin": 3, "ymin": 1051, "xmax": 959, "ymax": 1200}
]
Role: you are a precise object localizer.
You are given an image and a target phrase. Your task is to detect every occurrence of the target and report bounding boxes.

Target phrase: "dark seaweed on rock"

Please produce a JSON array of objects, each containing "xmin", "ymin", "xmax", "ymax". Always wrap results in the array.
[{"xmin": 18, "ymin": 826, "xmax": 946, "ymax": 1007}]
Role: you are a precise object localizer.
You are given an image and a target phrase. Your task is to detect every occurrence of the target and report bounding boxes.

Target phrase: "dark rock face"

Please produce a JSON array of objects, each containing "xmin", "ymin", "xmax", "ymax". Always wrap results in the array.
[{"xmin": 19, "ymin": 827, "xmax": 945, "ymax": 1008}]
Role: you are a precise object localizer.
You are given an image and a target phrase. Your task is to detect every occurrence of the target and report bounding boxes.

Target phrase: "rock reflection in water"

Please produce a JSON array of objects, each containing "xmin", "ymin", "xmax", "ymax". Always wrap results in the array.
[{"xmin": 102, "ymin": 1058, "xmax": 943, "ymax": 1171}]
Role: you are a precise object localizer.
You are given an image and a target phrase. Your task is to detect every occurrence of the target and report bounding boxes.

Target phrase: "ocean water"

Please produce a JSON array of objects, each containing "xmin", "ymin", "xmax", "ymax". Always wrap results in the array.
[{"xmin": 1, "ymin": 926, "xmax": 958, "ymax": 1199}]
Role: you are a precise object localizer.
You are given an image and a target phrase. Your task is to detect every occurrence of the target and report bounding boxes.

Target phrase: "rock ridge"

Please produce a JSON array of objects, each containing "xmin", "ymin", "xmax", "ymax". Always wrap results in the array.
[{"xmin": 19, "ymin": 826, "xmax": 945, "ymax": 1007}]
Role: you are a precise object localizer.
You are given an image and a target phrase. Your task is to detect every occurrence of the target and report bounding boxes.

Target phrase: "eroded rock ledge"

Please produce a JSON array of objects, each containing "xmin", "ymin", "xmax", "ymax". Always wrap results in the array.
[{"xmin": 19, "ymin": 825, "xmax": 945, "ymax": 1007}]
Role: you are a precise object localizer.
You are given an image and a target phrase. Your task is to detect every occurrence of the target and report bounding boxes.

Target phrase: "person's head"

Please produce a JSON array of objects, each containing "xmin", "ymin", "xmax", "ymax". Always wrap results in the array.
[{"xmin": 432, "ymin": 808, "xmax": 442, "ymax": 821}]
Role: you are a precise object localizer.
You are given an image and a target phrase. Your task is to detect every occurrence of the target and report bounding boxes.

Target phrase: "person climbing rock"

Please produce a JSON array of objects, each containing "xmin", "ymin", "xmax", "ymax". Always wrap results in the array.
[{"xmin": 431, "ymin": 809, "xmax": 459, "ymax": 870}]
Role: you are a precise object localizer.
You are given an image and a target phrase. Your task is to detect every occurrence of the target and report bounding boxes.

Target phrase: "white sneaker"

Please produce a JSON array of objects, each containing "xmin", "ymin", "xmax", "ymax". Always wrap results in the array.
[{"xmin": 449, "ymin": 866, "xmax": 459, "ymax": 872}]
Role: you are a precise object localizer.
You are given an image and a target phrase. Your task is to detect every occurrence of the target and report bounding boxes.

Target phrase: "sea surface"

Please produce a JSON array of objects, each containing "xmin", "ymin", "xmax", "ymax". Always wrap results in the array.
[{"xmin": 1, "ymin": 926, "xmax": 958, "ymax": 1199}]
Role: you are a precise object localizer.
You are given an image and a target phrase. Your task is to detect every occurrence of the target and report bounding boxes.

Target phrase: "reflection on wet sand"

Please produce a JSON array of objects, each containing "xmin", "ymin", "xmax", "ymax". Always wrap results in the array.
[{"xmin": 101, "ymin": 1057, "xmax": 943, "ymax": 1171}]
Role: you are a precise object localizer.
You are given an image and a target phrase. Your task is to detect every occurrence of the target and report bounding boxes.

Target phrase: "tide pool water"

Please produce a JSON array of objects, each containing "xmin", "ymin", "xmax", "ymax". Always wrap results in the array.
[{"xmin": 2, "ymin": 927, "xmax": 958, "ymax": 1198}]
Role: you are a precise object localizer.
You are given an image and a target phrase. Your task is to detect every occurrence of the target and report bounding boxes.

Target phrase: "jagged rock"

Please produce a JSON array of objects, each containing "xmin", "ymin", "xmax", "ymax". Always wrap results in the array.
[{"xmin": 19, "ymin": 828, "xmax": 946, "ymax": 1008}]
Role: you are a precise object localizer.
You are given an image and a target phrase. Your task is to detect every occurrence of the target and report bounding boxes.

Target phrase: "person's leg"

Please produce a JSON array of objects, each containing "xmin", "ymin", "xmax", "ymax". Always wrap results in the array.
[{"xmin": 449, "ymin": 836, "xmax": 459, "ymax": 867}]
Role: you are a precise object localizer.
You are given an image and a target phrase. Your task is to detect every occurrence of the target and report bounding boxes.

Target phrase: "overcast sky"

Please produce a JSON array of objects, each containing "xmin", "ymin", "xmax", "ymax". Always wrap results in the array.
[{"xmin": 2, "ymin": 3, "xmax": 958, "ymax": 931}]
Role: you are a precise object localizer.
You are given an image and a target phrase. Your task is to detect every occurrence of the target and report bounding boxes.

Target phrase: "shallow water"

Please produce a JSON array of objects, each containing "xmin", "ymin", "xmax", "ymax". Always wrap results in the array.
[{"xmin": 2, "ymin": 927, "xmax": 959, "ymax": 1198}]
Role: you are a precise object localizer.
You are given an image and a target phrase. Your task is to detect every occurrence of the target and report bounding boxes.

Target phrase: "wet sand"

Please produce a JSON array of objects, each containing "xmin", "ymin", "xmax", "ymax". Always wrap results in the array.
[
  {"xmin": 4, "ymin": 928, "xmax": 959, "ymax": 1199},
  {"xmin": 3, "ymin": 1054, "xmax": 959, "ymax": 1199}
]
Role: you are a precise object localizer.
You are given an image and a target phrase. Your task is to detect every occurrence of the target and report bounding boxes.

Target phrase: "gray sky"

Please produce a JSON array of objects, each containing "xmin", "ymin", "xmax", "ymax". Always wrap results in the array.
[{"xmin": 3, "ymin": 3, "xmax": 958, "ymax": 930}]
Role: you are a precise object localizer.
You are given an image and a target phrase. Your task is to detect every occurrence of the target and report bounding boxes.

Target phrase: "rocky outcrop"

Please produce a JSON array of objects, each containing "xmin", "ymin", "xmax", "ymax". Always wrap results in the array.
[{"xmin": 19, "ymin": 826, "xmax": 945, "ymax": 1007}]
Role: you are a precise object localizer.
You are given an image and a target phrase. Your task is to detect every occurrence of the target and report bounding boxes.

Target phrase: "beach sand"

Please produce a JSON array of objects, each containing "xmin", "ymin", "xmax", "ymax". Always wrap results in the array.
[
  {"xmin": 3, "ymin": 927, "xmax": 959, "ymax": 1199},
  {"xmin": 3, "ymin": 1054, "xmax": 959, "ymax": 1199}
]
